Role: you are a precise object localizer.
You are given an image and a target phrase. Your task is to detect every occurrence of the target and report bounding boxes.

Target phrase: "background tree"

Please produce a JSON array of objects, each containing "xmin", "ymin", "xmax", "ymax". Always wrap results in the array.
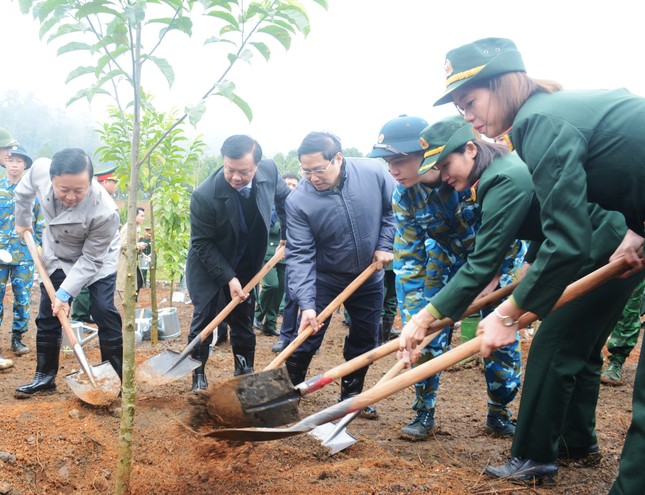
[{"xmin": 17, "ymin": 1, "xmax": 327, "ymax": 492}]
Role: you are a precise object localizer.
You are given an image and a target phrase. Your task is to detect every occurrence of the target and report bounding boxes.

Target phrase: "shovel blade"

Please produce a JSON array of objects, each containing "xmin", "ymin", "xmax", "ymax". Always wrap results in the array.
[
  {"xmin": 309, "ymin": 422, "xmax": 357, "ymax": 454},
  {"xmin": 207, "ymin": 367, "xmax": 301, "ymax": 427},
  {"xmin": 136, "ymin": 350, "xmax": 201, "ymax": 385},
  {"xmin": 64, "ymin": 361, "xmax": 121, "ymax": 406}
]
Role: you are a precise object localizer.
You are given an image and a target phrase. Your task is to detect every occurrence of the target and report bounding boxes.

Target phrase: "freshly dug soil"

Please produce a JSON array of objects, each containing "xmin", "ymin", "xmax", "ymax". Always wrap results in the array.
[{"xmin": 0, "ymin": 286, "xmax": 640, "ymax": 494}]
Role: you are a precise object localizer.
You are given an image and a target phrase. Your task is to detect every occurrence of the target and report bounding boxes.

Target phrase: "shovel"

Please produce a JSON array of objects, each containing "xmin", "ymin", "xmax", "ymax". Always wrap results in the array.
[
  {"xmin": 206, "ymin": 262, "xmax": 380, "ymax": 427},
  {"xmin": 23, "ymin": 231, "xmax": 121, "ymax": 406},
  {"xmin": 310, "ymin": 280, "xmax": 520, "ymax": 453},
  {"xmin": 207, "ymin": 273, "xmax": 519, "ymax": 428},
  {"xmin": 137, "ymin": 245, "xmax": 286, "ymax": 386},
  {"xmin": 204, "ymin": 257, "xmax": 631, "ymax": 442}
]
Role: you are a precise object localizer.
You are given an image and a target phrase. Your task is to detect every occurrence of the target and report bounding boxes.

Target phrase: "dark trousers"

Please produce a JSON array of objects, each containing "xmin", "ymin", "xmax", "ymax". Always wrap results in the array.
[
  {"xmin": 188, "ymin": 286, "xmax": 255, "ymax": 351},
  {"xmin": 289, "ymin": 273, "xmax": 383, "ymax": 365},
  {"xmin": 512, "ymin": 270, "xmax": 643, "ymax": 463},
  {"xmin": 38, "ymin": 270, "xmax": 122, "ymax": 342},
  {"xmin": 278, "ymin": 269, "xmax": 299, "ymax": 343},
  {"xmin": 610, "ymin": 334, "xmax": 645, "ymax": 494}
]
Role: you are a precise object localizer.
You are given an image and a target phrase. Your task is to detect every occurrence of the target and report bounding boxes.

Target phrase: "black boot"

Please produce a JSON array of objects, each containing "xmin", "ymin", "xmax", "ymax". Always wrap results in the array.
[
  {"xmin": 11, "ymin": 334, "xmax": 30, "ymax": 356},
  {"xmin": 99, "ymin": 337, "xmax": 123, "ymax": 381},
  {"xmin": 15, "ymin": 335, "xmax": 61, "ymax": 398},
  {"xmin": 191, "ymin": 345, "xmax": 210, "ymax": 392},
  {"xmin": 232, "ymin": 347, "xmax": 255, "ymax": 376},
  {"xmin": 340, "ymin": 367, "xmax": 378, "ymax": 419},
  {"xmin": 286, "ymin": 356, "xmax": 311, "ymax": 387},
  {"xmin": 380, "ymin": 316, "xmax": 395, "ymax": 344}
]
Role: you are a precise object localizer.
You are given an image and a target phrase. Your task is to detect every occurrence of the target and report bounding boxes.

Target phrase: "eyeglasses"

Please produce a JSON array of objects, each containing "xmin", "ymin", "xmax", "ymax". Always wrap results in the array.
[
  {"xmin": 299, "ymin": 158, "xmax": 335, "ymax": 178},
  {"xmin": 223, "ymin": 165, "xmax": 254, "ymax": 178},
  {"xmin": 371, "ymin": 143, "xmax": 407, "ymax": 156}
]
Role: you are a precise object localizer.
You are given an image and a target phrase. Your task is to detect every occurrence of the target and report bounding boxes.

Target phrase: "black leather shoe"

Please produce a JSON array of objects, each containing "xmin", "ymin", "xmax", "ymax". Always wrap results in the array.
[
  {"xmin": 557, "ymin": 443, "xmax": 601, "ymax": 466},
  {"xmin": 15, "ymin": 372, "xmax": 57, "ymax": 398},
  {"xmin": 485, "ymin": 457, "xmax": 558, "ymax": 482},
  {"xmin": 191, "ymin": 372, "xmax": 208, "ymax": 392}
]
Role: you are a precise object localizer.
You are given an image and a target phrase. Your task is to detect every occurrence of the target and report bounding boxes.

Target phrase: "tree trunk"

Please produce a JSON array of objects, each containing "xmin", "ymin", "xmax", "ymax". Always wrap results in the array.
[
  {"xmin": 115, "ymin": 25, "xmax": 142, "ymax": 495},
  {"xmin": 149, "ymin": 202, "xmax": 159, "ymax": 345}
]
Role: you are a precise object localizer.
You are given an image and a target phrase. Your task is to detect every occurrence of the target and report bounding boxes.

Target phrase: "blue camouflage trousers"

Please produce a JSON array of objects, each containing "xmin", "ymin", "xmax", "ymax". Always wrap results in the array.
[
  {"xmin": 412, "ymin": 328, "xmax": 521, "ymax": 419},
  {"xmin": 0, "ymin": 263, "xmax": 35, "ymax": 335}
]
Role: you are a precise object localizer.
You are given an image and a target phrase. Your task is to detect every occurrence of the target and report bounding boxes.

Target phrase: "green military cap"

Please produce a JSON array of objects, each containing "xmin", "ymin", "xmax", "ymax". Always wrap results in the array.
[
  {"xmin": 94, "ymin": 164, "xmax": 118, "ymax": 181},
  {"xmin": 8, "ymin": 144, "xmax": 33, "ymax": 169},
  {"xmin": 434, "ymin": 38, "xmax": 526, "ymax": 106},
  {"xmin": 418, "ymin": 115, "xmax": 475, "ymax": 175},
  {"xmin": 0, "ymin": 128, "xmax": 18, "ymax": 148},
  {"xmin": 368, "ymin": 115, "xmax": 429, "ymax": 158}
]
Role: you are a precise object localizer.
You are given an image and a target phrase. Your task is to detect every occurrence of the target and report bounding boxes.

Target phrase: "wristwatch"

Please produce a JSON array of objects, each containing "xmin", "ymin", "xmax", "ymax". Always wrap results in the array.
[{"xmin": 493, "ymin": 308, "xmax": 519, "ymax": 327}]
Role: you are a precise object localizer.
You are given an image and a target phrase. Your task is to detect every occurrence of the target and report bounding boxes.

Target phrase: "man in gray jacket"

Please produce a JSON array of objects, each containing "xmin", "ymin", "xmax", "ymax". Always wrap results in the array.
[
  {"xmin": 13, "ymin": 148, "xmax": 122, "ymax": 397},
  {"xmin": 286, "ymin": 131, "xmax": 396, "ymax": 418}
]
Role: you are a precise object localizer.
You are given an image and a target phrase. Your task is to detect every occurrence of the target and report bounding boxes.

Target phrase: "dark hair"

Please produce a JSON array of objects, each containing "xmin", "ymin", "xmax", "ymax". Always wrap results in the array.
[
  {"xmin": 137, "ymin": 207, "xmax": 145, "ymax": 214},
  {"xmin": 297, "ymin": 131, "xmax": 342, "ymax": 160},
  {"xmin": 282, "ymin": 172, "xmax": 298, "ymax": 180},
  {"xmin": 49, "ymin": 148, "xmax": 93, "ymax": 179},
  {"xmin": 220, "ymin": 135, "xmax": 262, "ymax": 164},
  {"xmin": 451, "ymin": 140, "xmax": 509, "ymax": 185}
]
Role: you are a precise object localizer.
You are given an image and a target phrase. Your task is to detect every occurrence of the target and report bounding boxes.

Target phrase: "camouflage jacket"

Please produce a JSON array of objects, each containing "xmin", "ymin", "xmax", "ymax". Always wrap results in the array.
[
  {"xmin": 393, "ymin": 182, "xmax": 525, "ymax": 324},
  {"xmin": 0, "ymin": 177, "xmax": 45, "ymax": 265}
]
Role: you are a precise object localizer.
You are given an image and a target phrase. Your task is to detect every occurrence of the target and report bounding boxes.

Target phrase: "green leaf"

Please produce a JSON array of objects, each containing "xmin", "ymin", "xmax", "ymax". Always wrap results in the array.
[
  {"xmin": 57, "ymin": 41, "xmax": 93, "ymax": 56},
  {"xmin": 231, "ymin": 93, "xmax": 252, "ymax": 122},
  {"xmin": 204, "ymin": 35, "xmax": 235, "ymax": 46},
  {"xmin": 206, "ymin": 9, "xmax": 239, "ymax": 29},
  {"xmin": 258, "ymin": 25, "xmax": 291, "ymax": 50},
  {"xmin": 309, "ymin": 0, "xmax": 328, "ymax": 9},
  {"xmin": 125, "ymin": 1, "xmax": 146, "ymax": 25},
  {"xmin": 65, "ymin": 65, "xmax": 96, "ymax": 84},
  {"xmin": 36, "ymin": 0, "xmax": 66, "ymax": 22},
  {"xmin": 185, "ymin": 100, "xmax": 207, "ymax": 126},
  {"xmin": 239, "ymin": 48, "xmax": 253, "ymax": 63},
  {"xmin": 249, "ymin": 41, "xmax": 270, "ymax": 61},
  {"xmin": 18, "ymin": 0, "xmax": 33, "ymax": 15},
  {"xmin": 148, "ymin": 56, "xmax": 175, "ymax": 87},
  {"xmin": 76, "ymin": 3, "xmax": 121, "ymax": 19},
  {"xmin": 216, "ymin": 80, "xmax": 235, "ymax": 98},
  {"xmin": 278, "ymin": 6, "xmax": 310, "ymax": 35}
]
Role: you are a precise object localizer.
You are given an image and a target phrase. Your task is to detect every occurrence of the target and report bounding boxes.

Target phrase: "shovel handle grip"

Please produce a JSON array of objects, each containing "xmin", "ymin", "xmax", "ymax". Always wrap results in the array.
[
  {"xmin": 196, "ymin": 245, "xmax": 286, "ymax": 344},
  {"xmin": 265, "ymin": 261, "xmax": 380, "ymax": 371},
  {"xmin": 344, "ymin": 257, "xmax": 632, "ymax": 414},
  {"xmin": 305, "ymin": 278, "xmax": 519, "ymax": 389}
]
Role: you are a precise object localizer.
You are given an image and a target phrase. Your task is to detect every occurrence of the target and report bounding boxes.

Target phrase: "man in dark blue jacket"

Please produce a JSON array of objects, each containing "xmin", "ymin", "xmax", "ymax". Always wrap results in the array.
[
  {"xmin": 286, "ymin": 131, "xmax": 396, "ymax": 418},
  {"xmin": 185, "ymin": 135, "xmax": 290, "ymax": 391}
]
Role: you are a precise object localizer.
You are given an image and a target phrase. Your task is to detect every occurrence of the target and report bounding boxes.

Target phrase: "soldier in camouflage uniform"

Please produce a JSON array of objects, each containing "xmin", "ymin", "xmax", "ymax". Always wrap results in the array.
[
  {"xmin": 0, "ymin": 144, "xmax": 45, "ymax": 357},
  {"xmin": 601, "ymin": 278, "xmax": 645, "ymax": 385},
  {"xmin": 369, "ymin": 115, "xmax": 525, "ymax": 441}
]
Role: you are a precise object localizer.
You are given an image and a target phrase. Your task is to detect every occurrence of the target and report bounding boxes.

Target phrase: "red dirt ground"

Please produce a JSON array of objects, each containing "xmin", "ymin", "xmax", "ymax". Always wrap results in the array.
[{"xmin": 0, "ymin": 286, "xmax": 641, "ymax": 494}]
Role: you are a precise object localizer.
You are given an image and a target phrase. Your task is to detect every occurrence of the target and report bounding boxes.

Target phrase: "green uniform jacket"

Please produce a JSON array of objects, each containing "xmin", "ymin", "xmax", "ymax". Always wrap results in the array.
[
  {"xmin": 430, "ymin": 152, "xmax": 627, "ymax": 320},
  {"xmin": 509, "ymin": 88, "xmax": 643, "ymax": 316}
]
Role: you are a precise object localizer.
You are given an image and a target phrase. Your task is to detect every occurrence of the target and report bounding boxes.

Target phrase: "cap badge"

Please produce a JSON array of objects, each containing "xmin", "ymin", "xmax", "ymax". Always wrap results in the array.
[{"xmin": 444, "ymin": 59, "xmax": 454, "ymax": 77}]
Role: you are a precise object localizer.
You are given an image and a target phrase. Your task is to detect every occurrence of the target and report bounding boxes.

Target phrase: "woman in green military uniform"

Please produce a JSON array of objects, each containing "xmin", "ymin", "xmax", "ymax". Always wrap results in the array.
[
  {"xmin": 397, "ymin": 114, "xmax": 642, "ymax": 484},
  {"xmin": 430, "ymin": 37, "xmax": 645, "ymax": 493}
]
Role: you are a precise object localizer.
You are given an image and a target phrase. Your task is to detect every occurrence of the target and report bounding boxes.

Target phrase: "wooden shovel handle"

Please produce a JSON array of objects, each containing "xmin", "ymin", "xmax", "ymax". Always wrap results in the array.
[
  {"xmin": 265, "ymin": 261, "xmax": 380, "ymax": 370},
  {"xmin": 23, "ymin": 231, "xmax": 82, "ymax": 348},
  {"xmin": 347, "ymin": 257, "xmax": 632, "ymax": 413},
  {"xmin": 311, "ymin": 278, "xmax": 520, "ymax": 386},
  {"xmin": 196, "ymin": 244, "xmax": 286, "ymax": 343}
]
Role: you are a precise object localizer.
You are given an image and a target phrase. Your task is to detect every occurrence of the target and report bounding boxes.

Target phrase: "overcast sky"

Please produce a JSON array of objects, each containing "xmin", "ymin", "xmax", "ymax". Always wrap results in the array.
[{"xmin": 1, "ymin": 0, "xmax": 645, "ymax": 156}]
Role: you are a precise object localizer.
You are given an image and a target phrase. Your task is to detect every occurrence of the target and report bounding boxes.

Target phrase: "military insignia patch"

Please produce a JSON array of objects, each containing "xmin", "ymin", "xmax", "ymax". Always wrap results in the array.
[
  {"xmin": 444, "ymin": 59, "xmax": 453, "ymax": 77},
  {"xmin": 419, "ymin": 137, "xmax": 429, "ymax": 149},
  {"xmin": 377, "ymin": 133, "xmax": 385, "ymax": 144}
]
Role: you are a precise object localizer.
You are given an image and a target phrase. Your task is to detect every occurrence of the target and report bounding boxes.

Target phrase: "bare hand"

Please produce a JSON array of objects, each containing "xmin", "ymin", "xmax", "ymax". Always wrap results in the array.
[
  {"xmin": 298, "ymin": 309, "xmax": 321, "ymax": 334},
  {"xmin": 609, "ymin": 229, "xmax": 645, "ymax": 278},
  {"xmin": 52, "ymin": 298, "xmax": 70, "ymax": 319},
  {"xmin": 477, "ymin": 308, "xmax": 520, "ymax": 358},
  {"xmin": 372, "ymin": 250, "xmax": 394, "ymax": 270},
  {"xmin": 17, "ymin": 226, "xmax": 33, "ymax": 238},
  {"xmin": 397, "ymin": 310, "xmax": 434, "ymax": 367},
  {"xmin": 228, "ymin": 277, "xmax": 248, "ymax": 301}
]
